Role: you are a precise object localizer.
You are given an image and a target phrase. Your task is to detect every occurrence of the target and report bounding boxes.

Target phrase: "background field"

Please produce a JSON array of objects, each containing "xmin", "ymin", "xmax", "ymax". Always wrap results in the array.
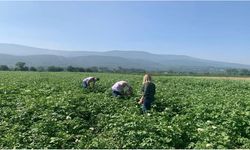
[{"xmin": 1, "ymin": 71, "xmax": 250, "ymax": 148}]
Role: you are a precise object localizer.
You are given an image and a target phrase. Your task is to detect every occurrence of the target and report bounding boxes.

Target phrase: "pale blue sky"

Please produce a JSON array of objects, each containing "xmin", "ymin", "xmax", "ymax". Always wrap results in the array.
[{"xmin": 0, "ymin": 1, "xmax": 250, "ymax": 64}]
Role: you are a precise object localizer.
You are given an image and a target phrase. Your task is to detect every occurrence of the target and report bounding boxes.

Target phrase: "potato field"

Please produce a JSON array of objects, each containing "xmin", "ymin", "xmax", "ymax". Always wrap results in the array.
[{"xmin": 0, "ymin": 71, "xmax": 250, "ymax": 148}]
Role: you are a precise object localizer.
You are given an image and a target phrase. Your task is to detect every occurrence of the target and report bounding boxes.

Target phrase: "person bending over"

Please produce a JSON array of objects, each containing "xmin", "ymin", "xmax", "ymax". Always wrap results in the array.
[
  {"xmin": 111, "ymin": 81, "xmax": 132, "ymax": 97},
  {"xmin": 82, "ymin": 77, "xmax": 99, "ymax": 88}
]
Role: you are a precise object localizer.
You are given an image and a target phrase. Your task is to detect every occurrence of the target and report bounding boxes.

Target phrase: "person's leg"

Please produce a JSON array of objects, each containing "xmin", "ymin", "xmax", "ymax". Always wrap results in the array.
[
  {"xmin": 83, "ymin": 81, "xmax": 88, "ymax": 88},
  {"xmin": 112, "ymin": 90, "xmax": 121, "ymax": 97},
  {"xmin": 141, "ymin": 104, "xmax": 147, "ymax": 113},
  {"xmin": 142, "ymin": 100, "xmax": 151, "ymax": 113},
  {"xmin": 112, "ymin": 90, "xmax": 117, "ymax": 97}
]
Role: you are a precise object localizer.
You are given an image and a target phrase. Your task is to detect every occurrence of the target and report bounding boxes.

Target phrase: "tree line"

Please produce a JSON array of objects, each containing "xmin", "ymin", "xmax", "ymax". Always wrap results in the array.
[
  {"xmin": 157, "ymin": 68, "xmax": 250, "ymax": 76},
  {"xmin": 0, "ymin": 62, "xmax": 146, "ymax": 73},
  {"xmin": 1, "ymin": 62, "xmax": 250, "ymax": 76}
]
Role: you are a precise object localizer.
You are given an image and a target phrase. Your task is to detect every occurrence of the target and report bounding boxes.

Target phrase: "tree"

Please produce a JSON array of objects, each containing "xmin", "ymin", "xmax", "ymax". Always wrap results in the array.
[
  {"xmin": 29, "ymin": 66, "xmax": 37, "ymax": 71},
  {"xmin": 239, "ymin": 69, "xmax": 250, "ymax": 76},
  {"xmin": 85, "ymin": 68, "xmax": 93, "ymax": 72},
  {"xmin": 47, "ymin": 66, "xmax": 64, "ymax": 72},
  {"xmin": 90, "ymin": 66, "xmax": 98, "ymax": 72},
  {"xmin": 0, "ymin": 65, "xmax": 9, "ymax": 71},
  {"xmin": 15, "ymin": 62, "xmax": 28, "ymax": 71},
  {"xmin": 99, "ymin": 67, "xmax": 112, "ymax": 72},
  {"xmin": 66, "ymin": 66, "xmax": 85, "ymax": 72},
  {"xmin": 226, "ymin": 68, "xmax": 239, "ymax": 76},
  {"xmin": 78, "ymin": 67, "xmax": 85, "ymax": 72},
  {"xmin": 37, "ymin": 66, "xmax": 45, "ymax": 72},
  {"xmin": 67, "ymin": 66, "xmax": 75, "ymax": 72}
]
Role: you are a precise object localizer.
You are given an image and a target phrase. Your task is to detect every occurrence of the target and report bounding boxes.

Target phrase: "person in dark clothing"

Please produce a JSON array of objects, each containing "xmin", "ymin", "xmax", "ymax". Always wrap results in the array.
[{"xmin": 138, "ymin": 74, "xmax": 156, "ymax": 113}]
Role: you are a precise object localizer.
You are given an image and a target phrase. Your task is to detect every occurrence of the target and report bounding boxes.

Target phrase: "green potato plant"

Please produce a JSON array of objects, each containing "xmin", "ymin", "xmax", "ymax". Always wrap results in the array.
[{"xmin": 0, "ymin": 71, "xmax": 250, "ymax": 148}]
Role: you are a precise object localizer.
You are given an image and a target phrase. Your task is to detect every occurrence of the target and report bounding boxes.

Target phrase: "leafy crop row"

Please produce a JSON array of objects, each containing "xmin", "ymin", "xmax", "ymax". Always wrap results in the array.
[{"xmin": 0, "ymin": 71, "xmax": 250, "ymax": 148}]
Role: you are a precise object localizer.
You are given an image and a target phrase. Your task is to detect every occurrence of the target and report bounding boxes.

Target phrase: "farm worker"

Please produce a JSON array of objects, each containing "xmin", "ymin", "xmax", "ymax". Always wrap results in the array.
[
  {"xmin": 111, "ymin": 81, "xmax": 132, "ymax": 97},
  {"xmin": 82, "ymin": 77, "xmax": 99, "ymax": 88},
  {"xmin": 138, "ymin": 74, "xmax": 156, "ymax": 113}
]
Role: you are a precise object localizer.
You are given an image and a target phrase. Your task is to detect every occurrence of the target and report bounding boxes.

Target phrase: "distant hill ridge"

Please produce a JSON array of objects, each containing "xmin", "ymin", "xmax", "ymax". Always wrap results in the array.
[{"xmin": 0, "ymin": 43, "xmax": 250, "ymax": 72}]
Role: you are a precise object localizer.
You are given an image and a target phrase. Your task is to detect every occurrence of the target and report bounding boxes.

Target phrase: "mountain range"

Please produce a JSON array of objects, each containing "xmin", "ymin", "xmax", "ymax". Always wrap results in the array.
[{"xmin": 0, "ymin": 43, "xmax": 249, "ymax": 72}]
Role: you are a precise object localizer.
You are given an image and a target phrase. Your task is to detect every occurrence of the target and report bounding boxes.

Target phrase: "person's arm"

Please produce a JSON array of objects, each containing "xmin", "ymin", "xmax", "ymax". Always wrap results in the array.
[
  {"xmin": 121, "ymin": 83, "xmax": 131, "ymax": 96},
  {"xmin": 138, "ymin": 96, "xmax": 144, "ymax": 104},
  {"xmin": 143, "ymin": 83, "xmax": 150, "ymax": 97},
  {"xmin": 120, "ymin": 82, "xmax": 127, "ymax": 95},
  {"xmin": 127, "ymin": 85, "xmax": 133, "ymax": 96},
  {"xmin": 92, "ymin": 78, "xmax": 96, "ymax": 87},
  {"xmin": 138, "ymin": 84, "xmax": 146, "ymax": 104},
  {"xmin": 87, "ymin": 78, "xmax": 95, "ymax": 87}
]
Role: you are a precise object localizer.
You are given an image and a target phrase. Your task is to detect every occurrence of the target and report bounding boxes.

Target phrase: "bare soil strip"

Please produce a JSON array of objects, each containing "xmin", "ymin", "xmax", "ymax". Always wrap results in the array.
[{"xmin": 195, "ymin": 76, "xmax": 250, "ymax": 81}]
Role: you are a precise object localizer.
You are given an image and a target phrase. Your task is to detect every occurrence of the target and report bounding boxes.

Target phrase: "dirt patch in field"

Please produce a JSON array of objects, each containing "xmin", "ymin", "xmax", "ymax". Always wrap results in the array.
[{"xmin": 196, "ymin": 76, "xmax": 250, "ymax": 81}]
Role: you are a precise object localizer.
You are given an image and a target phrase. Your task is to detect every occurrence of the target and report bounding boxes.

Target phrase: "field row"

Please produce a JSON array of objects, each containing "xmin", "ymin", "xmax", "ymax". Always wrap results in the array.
[{"xmin": 0, "ymin": 72, "xmax": 250, "ymax": 148}]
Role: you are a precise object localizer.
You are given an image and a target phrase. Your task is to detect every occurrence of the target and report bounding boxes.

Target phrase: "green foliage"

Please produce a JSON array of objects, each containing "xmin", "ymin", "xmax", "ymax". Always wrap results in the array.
[
  {"xmin": 47, "ymin": 66, "xmax": 64, "ymax": 72},
  {"xmin": 0, "ymin": 65, "xmax": 9, "ymax": 71},
  {"xmin": 15, "ymin": 62, "xmax": 28, "ymax": 71},
  {"xmin": 0, "ymin": 72, "xmax": 250, "ymax": 148},
  {"xmin": 29, "ymin": 66, "xmax": 37, "ymax": 71}
]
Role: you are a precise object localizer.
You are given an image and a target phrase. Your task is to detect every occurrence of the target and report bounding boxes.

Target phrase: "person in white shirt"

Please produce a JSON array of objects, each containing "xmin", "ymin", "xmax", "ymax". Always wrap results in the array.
[
  {"xmin": 82, "ymin": 77, "xmax": 99, "ymax": 88},
  {"xmin": 111, "ymin": 81, "xmax": 132, "ymax": 97}
]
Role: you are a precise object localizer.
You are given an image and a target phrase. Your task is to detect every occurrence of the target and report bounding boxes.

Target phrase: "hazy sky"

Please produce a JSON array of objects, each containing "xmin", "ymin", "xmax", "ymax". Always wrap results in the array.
[{"xmin": 0, "ymin": 1, "xmax": 250, "ymax": 64}]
